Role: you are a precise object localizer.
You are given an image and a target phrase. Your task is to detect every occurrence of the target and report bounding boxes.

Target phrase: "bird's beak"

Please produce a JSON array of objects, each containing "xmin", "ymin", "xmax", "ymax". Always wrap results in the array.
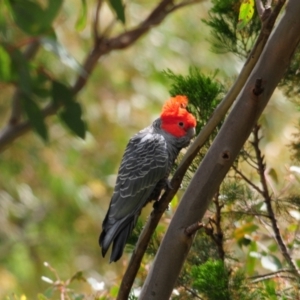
[{"xmin": 187, "ymin": 127, "xmax": 196, "ymax": 138}]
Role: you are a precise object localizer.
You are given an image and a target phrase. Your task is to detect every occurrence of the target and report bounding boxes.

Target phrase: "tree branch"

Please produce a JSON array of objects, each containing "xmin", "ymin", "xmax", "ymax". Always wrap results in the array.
[
  {"xmin": 249, "ymin": 268, "xmax": 296, "ymax": 283},
  {"xmin": 208, "ymin": 191, "xmax": 225, "ymax": 261},
  {"xmin": 93, "ymin": 0, "xmax": 103, "ymax": 43},
  {"xmin": 117, "ymin": 2, "xmax": 286, "ymax": 298},
  {"xmin": 139, "ymin": 1, "xmax": 300, "ymax": 298},
  {"xmin": 232, "ymin": 165, "xmax": 264, "ymax": 194},
  {"xmin": 251, "ymin": 124, "xmax": 300, "ymax": 277}
]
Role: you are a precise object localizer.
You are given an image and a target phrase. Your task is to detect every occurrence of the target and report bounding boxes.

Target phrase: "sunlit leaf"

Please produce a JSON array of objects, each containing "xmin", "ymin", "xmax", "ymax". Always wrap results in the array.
[
  {"xmin": 233, "ymin": 222, "xmax": 258, "ymax": 242},
  {"xmin": 109, "ymin": 0, "xmax": 125, "ymax": 24},
  {"xmin": 22, "ymin": 96, "xmax": 48, "ymax": 142},
  {"xmin": 41, "ymin": 37, "xmax": 86, "ymax": 75},
  {"xmin": 60, "ymin": 102, "xmax": 86, "ymax": 139},
  {"xmin": 261, "ymin": 255, "xmax": 281, "ymax": 272},
  {"xmin": 237, "ymin": 0, "xmax": 254, "ymax": 30},
  {"xmin": 76, "ymin": 0, "xmax": 87, "ymax": 31},
  {"xmin": 110, "ymin": 286, "xmax": 119, "ymax": 298},
  {"xmin": 0, "ymin": 45, "xmax": 11, "ymax": 81},
  {"xmin": 41, "ymin": 276, "xmax": 53, "ymax": 284}
]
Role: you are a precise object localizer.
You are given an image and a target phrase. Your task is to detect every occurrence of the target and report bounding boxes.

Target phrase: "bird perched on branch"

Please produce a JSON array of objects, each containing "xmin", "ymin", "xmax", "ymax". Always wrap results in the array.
[{"xmin": 99, "ymin": 95, "xmax": 197, "ymax": 262}]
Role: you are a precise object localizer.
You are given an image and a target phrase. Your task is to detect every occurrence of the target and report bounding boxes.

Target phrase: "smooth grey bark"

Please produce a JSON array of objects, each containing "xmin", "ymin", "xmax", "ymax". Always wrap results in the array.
[{"xmin": 139, "ymin": 0, "xmax": 300, "ymax": 299}]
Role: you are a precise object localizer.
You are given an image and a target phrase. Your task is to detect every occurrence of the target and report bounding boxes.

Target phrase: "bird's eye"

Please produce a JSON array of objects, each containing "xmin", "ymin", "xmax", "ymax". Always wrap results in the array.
[{"xmin": 178, "ymin": 121, "xmax": 184, "ymax": 128}]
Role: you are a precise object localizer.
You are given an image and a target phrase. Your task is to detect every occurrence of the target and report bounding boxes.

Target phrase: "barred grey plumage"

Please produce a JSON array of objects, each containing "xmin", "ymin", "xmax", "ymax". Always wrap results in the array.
[{"xmin": 99, "ymin": 96, "xmax": 196, "ymax": 262}]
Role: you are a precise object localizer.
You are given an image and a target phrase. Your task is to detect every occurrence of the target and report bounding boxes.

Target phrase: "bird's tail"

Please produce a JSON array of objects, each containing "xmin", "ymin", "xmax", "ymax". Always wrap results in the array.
[{"xmin": 99, "ymin": 216, "xmax": 135, "ymax": 262}]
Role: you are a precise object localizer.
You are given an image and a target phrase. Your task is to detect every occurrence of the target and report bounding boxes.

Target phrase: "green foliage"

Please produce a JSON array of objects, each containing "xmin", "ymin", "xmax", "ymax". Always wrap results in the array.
[
  {"xmin": 6, "ymin": 0, "xmax": 62, "ymax": 35},
  {"xmin": 164, "ymin": 67, "xmax": 224, "ymax": 133},
  {"xmin": 1, "ymin": 0, "xmax": 300, "ymax": 299},
  {"xmin": 191, "ymin": 259, "xmax": 262, "ymax": 300},
  {"xmin": 237, "ymin": 0, "xmax": 255, "ymax": 30},
  {"xmin": 60, "ymin": 102, "xmax": 86, "ymax": 139},
  {"xmin": 191, "ymin": 259, "xmax": 230, "ymax": 300},
  {"xmin": 203, "ymin": 0, "xmax": 260, "ymax": 57}
]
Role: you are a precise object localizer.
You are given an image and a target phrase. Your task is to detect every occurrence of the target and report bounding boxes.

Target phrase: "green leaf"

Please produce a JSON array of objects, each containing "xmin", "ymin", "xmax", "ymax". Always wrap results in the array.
[
  {"xmin": 237, "ymin": 0, "xmax": 254, "ymax": 30},
  {"xmin": 76, "ymin": 0, "xmax": 87, "ymax": 31},
  {"xmin": 7, "ymin": 0, "xmax": 63, "ymax": 35},
  {"xmin": 22, "ymin": 96, "xmax": 48, "ymax": 142},
  {"xmin": 51, "ymin": 81, "xmax": 73, "ymax": 107},
  {"xmin": 60, "ymin": 102, "xmax": 86, "ymax": 139},
  {"xmin": 0, "ymin": 45, "xmax": 11, "ymax": 81},
  {"xmin": 108, "ymin": 0, "xmax": 125, "ymax": 24},
  {"xmin": 11, "ymin": 49, "xmax": 31, "ymax": 95}
]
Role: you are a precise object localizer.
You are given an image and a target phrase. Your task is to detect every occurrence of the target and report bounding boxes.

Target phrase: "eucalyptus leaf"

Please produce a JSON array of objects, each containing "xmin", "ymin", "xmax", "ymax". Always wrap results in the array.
[
  {"xmin": 51, "ymin": 81, "xmax": 74, "ymax": 107},
  {"xmin": 60, "ymin": 102, "xmax": 86, "ymax": 139},
  {"xmin": 22, "ymin": 96, "xmax": 48, "ymax": 142},
  {"xmin": 109, "ymin": 0, "xmax": 125, "ymax": 24},
  {"xmin": 7, "ymin": 0, "xmax": 63, "ymax": 35},
  {"xmin": 237, "ymin": 0, "xmax": 254, "ymax": 30}
]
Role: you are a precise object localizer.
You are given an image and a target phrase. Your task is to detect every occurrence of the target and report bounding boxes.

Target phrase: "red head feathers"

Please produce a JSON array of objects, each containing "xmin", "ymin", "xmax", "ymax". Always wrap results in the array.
[{"xmin": 160, "ymin": 95, "xmax": 197, "ymax": 138}]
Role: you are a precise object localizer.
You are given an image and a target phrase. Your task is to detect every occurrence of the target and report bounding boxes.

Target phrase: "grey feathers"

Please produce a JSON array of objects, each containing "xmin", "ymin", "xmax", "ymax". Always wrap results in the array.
[{"xmin": 99, "ymin": 118, "xmax": 193, "ymax": 262}]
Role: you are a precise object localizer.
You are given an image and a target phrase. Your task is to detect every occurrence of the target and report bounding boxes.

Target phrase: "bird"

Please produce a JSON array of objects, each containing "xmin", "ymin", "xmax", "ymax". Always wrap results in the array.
[{"xmin": 99, "ymin": 95, "xmax": 197, "ymax": 262}]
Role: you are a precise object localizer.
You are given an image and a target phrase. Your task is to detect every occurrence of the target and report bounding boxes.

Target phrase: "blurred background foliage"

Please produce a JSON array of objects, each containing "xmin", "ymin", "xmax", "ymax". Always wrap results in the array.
[{"xmin": 0, "ymin": 0, "xmax": 300, "ymax": 299}]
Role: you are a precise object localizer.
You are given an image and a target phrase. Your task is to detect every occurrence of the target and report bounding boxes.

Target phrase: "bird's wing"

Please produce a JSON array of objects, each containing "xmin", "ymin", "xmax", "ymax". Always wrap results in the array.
[{"xmin": 108, "ymin": 130, "xmax": 168, "ymax": 220}]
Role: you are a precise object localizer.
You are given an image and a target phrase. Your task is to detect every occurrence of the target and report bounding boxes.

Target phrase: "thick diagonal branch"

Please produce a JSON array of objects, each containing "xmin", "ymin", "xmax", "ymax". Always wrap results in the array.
[{"xmin": 139, "ymin": 1, "xmax": 300, "ymax": 298}]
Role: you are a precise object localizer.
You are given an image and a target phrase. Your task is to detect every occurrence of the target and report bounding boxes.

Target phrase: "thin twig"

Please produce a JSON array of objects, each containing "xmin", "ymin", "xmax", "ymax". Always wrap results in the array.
[
  {"xmin": 181, "ymin": 285, "xmax": 203, "ymax": 299},
  {"xmin": 210, "ymin": 191, "xmax": 225, "ymax": 261},
  {"xmin": 252, "ymin": 124, "xmax": 300, "ymax": 277},
  {"xmin": 93, "ymin": 0, "xmax": 103, "ymax": 43},
  {"xmin": 255, "ymin": 0, "xmax": 265, "ymax": 18},
  {"xmin": 232, "ymin": 165, "xmax": 264, "ymax": 194},
  {"xmin": 249, "ymin": 268, "xmax": 294, "ymax": 281},
  {"xmin": 223, "ymin": 210, "xmax": 271, "ymax": 219}
]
